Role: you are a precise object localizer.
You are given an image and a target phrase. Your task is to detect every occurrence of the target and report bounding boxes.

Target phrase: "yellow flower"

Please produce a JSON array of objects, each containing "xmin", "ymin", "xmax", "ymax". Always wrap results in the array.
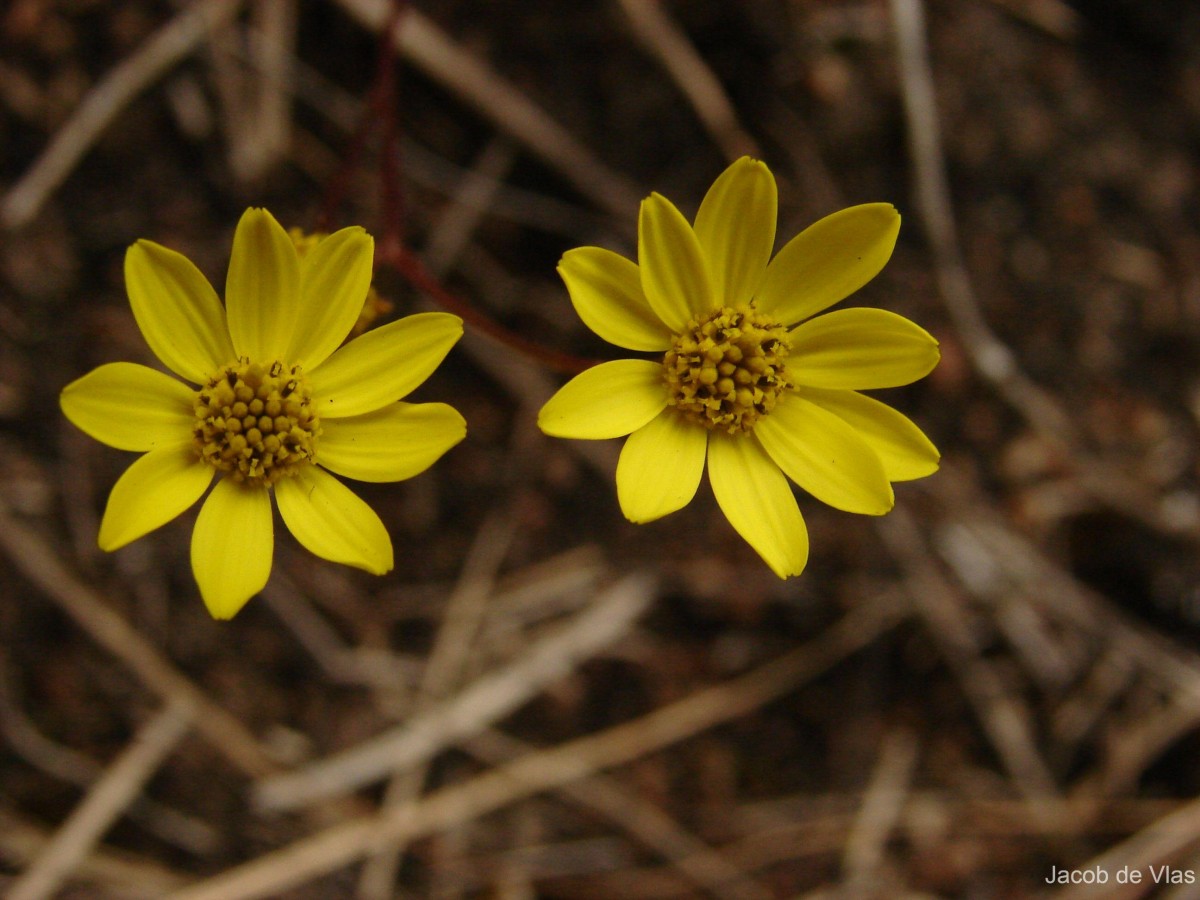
[
  {"xmin": 61, "ymin": 208, "xmax": 466, "ymax": 619},
  {"xmin": 288, "ymin": 227, "xmax": 394, "ymax": 335},
  {"xmin": 538, "ymin": 158, "xmax": 940, "ymax": 577}
]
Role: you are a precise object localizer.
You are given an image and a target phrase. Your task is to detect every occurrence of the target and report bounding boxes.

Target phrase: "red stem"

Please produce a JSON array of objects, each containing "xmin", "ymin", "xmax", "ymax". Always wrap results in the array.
[
  {"xmin": 379, "ymin": 239, "xmax": 600, "ymax": 375},
  {"xmin": 323, "ymin": 0, "xmax": 600, "ymax": 377}
]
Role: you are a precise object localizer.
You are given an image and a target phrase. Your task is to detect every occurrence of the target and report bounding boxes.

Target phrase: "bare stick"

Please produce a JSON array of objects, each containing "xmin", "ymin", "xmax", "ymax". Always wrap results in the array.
[
  {"xmin": 168, "ymin": 595, "xmax": 906, "ymax": 900},
  {"xmin": 0, "ymin": 664, "xmax": 218, "ymax": 855},
  {"xmin": 617, "ymin": 0, "xmax": 759, "ymax": 162},
  {"xmin": 889, "ymin": 0, "xmax": 1077, "ymax": 446},
  {"xmin": 983, "ymin": 0, "xmax": 1080, "ymax": 39},
  {"xmin": 1057, "ymin": 795, "xmax": 1200, "ymax": 900},
  {"xmin": 254, "ymin": 571, "xmax": 657, "ymax": 812},
  {"xmin": 422, "ymin": 135, "xmax": 519, "ymax": 275},
  {"xmin": 207, "ymin": 0, "xmax": 297, "ymax": 181},
  {"xmin": 896, "ymin": 0, "xmax": 1200, "ymax": 547},
  {"xmin": 357, "ymin": 508, "xmax": 518, "ymax": 898},
  {"xmin": 0, "ymin": 495, "xmax": 278, "ymax": 778},
  {"xmin": 0, "ymin": 807, "xmax": 189, "ymax": 898},
  {"xmin": 334, "ymin": 0, "xmax": 644, "ymax": 219},
  {"xmin": 878, "ymin": 505, "xmax": 1062, "ymax": 811},
  {"xmin": 467, "ymin": 729, "xmax": 774, "ymax": 900},
  {"xmin": 262, "ymin": 574, "xmax": 422, "ymax": 690},
  {"xmin": 1, "ymin": 0, "xmax": 242, "ymax": 229},
  {"xmin": 8, "ymin": 700, "xmax": 194, "ymax": 900},
  {"xmin": 839, "ymin": 728, "xmax": 920, "ymax": 893}
]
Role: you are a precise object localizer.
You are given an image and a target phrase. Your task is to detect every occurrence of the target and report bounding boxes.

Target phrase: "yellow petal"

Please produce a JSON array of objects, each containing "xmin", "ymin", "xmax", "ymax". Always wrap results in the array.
[
  {"xmin": 693, "ymin": 157, "xmax": 776, "ymax": 309},
  {"xmin": 275, "ymin": 467, "xmax": 393, "ymax": 575},
  {"xmin": 788, "ymin": 308, "xmax": 940, "ymax": 390},
  {"xmin": 559, "ymin": 247, "xmax": 673, "ymax": 351},
  {"xmin": 308, "ymin": 312, "xmax": 462, "ymax": 418},
  {"xmin": 707, "ymin": 431, "xmax": 808, "ymax": 578},
  {"xmin": 537, "ymin": 359, "xmax": 666, "ymax": 439},
  {"xmin": 755, "ymin": 394, "xmax": 894, "ymax": 515},
  {"xmin": 225, "ymin": 208, "xmax": 300, "ymax": 363},
  {"xmin": 638, "ymin": 192, "xmax": 713, "ymax": 332},
  {"xmin": 61, "ymin": 362, "xmax": 194, "ymax": 452},
  {"xmin": 615, "ymin": 408, "xmax": 707, "ymax": 523},
  {"xmin": 319, "ymin": 401, "xmax": 466, "ymax": 483},
  {"xmin": 98, "ymin": 444, "xmax": 213, "ymax": 550},
  {"xmin": 757, "ymin": 203, "xmax": 901, "ymax": 325},
  {"xmin": 125, "ymin": 240, "xmax": 235, "ymax": 383},
  {"xmin": 287, "ymin": 226, "xmax": 375, "ymax": 368},
  {"xmin": 191, "ymin": 478, "xmax": 273, "ymax": 620},
  {"xmin": 801, "ymin": 388, "xmax": 939, "ymax": 482}
]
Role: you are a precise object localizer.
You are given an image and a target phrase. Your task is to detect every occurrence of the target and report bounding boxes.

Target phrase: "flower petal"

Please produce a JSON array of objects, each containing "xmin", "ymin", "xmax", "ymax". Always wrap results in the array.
[
  {"xmin": 802, "ymin": 387, "xmax": 940, "ymax": 482},
  {"xmin": 125, "ymin": 240, "xmax": 235, "ymax": 383},
  {"xmin": 319, "ymin": 401, "xmax": 466, "ymax": 483},
  {"xmin": 308, "ymin": 312, "xmax": 462, "ymax": 418},
  {"xmin": 788, "ymin": 308, "xmax": 940, "ymax": 390},
  {"xmin": 287, "ymin": 226, "xmax": 375, "ymax": 368},
  {"xmin": 754, "ymin": 394, "xmax": 893, "ymax": 515},
  {"xmin": 693, "ymin": 157, "xmax": 776, "ymax": 309},
  {"xmin": 98, "ymin": 444, "xmax": 213, "ymax": 550},
  {"xmin": 225, "ymin": 208, "xmax": 301, "ymax": 363},
  {"xmin": 276, "ymin": 467, "xmax": 393, "ymax": 575},
  {"xmin": 638, "ymin": 192, "xmax": 714, "ymax": 332},
  {"xmin": 757, "ymin": 203, "xmax": 901, "ymax": 325},
  {"xmin": 707, "ymin": 430, "xmax": 808, "ymax": 578},
  {"xmin": 191, "ymin": 478, "xmax": 273, "ymax": 620},
  {"xmin": 61, "ymin": 362, "xmax": 195, "ymax": 452},
  {"xmin": 559, "ymin": 247, "xmax": 673, "ymax": 351},
  {"xmin": 537, "ymin": 359, "xmax": 667, "ymax": 439},
  {"xmin": 615, "ymin": 408, "xmax": 707, "ymax": 523}
]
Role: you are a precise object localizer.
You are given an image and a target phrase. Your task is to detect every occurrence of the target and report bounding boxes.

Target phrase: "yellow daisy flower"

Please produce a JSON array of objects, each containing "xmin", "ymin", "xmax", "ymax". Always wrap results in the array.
[
  {"xmin": 538, "ymin": 157, "xmax": 940, "ymax": 577},
  {"xmin": 61, "ymin": 208, "xmax": 466, "ymax": 619}
]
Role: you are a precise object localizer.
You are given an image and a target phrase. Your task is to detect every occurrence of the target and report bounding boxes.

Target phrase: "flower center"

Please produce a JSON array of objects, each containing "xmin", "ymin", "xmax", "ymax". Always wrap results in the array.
[
  {"xmin": 663, "ymin": 305, "xmax": 791, "ymax": 434},
  {"xmin": 193, "ymin": 359, "xmax": 320, "ymax": 486}
]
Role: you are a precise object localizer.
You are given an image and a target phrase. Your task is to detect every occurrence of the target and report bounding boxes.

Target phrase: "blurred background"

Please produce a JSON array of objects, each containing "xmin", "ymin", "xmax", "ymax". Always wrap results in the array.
[{"xmin": 5, "ymin": 0, "xmax": 1200, "ymax": 896}]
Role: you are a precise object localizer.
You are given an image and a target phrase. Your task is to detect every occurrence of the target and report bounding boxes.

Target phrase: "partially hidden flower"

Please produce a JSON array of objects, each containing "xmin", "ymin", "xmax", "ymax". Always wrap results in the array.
[
  {"xmin": 288, "ymin": 227, "xmax": 394, "ymax": 334},
  {"xmin": 538, "ymin": 157, "xmax": 939, "ymax": 577},
  {"xmin": 61, "ymin": 209, "xmax": 466, "ymax": 619}
]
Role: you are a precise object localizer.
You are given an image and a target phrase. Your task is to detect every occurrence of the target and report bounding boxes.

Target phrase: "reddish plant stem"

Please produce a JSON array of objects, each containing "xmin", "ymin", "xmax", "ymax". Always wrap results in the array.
[
  {"xmin": 378, "ymin": 238, "xmax": 600, "ymax": 376},
  {"xmin": 323, "ymin": 0, "xmax": 600, "ymax": 377},
  {"xmin": 316, "ymin": 0, "xmax": 406, "ymax": 233},
  {"xmin": 375, "ymin": 0, "xmax": 406, "ymax": 247}
]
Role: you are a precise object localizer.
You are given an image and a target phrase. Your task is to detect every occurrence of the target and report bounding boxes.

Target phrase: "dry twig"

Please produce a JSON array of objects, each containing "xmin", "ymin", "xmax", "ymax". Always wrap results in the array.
[
  {"xmin": 617, "ymin": 0, "xmax": 759, "ymax": 162},
  {"xmin": 839, "ymin": 728, "xmax": 921, "ymax": 894},
  {"xmin": 169, "ymin": 593, "xmax": 906, "ymax": 899},
  {"xmin": 467, "ymin": 729, "xmax": 774, "ymax": 900},
  {"xmin": 890, "ymin": 0, "xmax": 1078, "ymax": 447},
  {"xmin": 0, "ymin": 494, "xmax": 278, "ymax": 778},
  {"xmin": 254, "ymin": 571, "xmax": 657, "ymax": 812},
  {"xmin": 0, "ymin": 0, "xmax": 243, "ymax": 230},
  {"xmin": 8, "ymin": 700, "xmax": 194, "ymax": 900},
  {"xmin": 357, "ymin": 508, "xmax": 518, "ymax": 898},
  {"xmin": 878, "ymin": 505, "xmax": 1062, "ymax": 812},
  {"xmin": 335, "ymin": 0, "xmax": 644, "ymax": 219}
]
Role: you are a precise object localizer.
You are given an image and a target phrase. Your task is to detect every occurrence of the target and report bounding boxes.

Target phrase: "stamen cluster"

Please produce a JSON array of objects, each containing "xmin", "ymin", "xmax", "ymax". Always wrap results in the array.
[
  {"xmin": 663, "ymin": 305, "xmax": 791, "ymax": 434},
  {"xmin": 193, "ymin": 359, "xmax": 319, "ymax": 485}
]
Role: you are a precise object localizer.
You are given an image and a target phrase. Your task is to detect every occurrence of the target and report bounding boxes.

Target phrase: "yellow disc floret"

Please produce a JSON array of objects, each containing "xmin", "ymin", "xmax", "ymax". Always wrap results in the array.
[
  {"xmin": 663, "ymin": 305, "xmax": 791, "ymax": 434},
  {"xmin": 193, "ymin": 359, "xmax": 320, "ymax": 485}
]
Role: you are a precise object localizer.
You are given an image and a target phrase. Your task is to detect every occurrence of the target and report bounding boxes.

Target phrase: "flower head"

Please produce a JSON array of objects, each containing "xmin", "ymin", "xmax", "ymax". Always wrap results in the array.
[
  {"xmin": 538, "ymin": 158, "xmax": 940, "ymax": 577},
  {"xmin": 61, "ymin": 209, "xmax": 466, "ymax": 619}
]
